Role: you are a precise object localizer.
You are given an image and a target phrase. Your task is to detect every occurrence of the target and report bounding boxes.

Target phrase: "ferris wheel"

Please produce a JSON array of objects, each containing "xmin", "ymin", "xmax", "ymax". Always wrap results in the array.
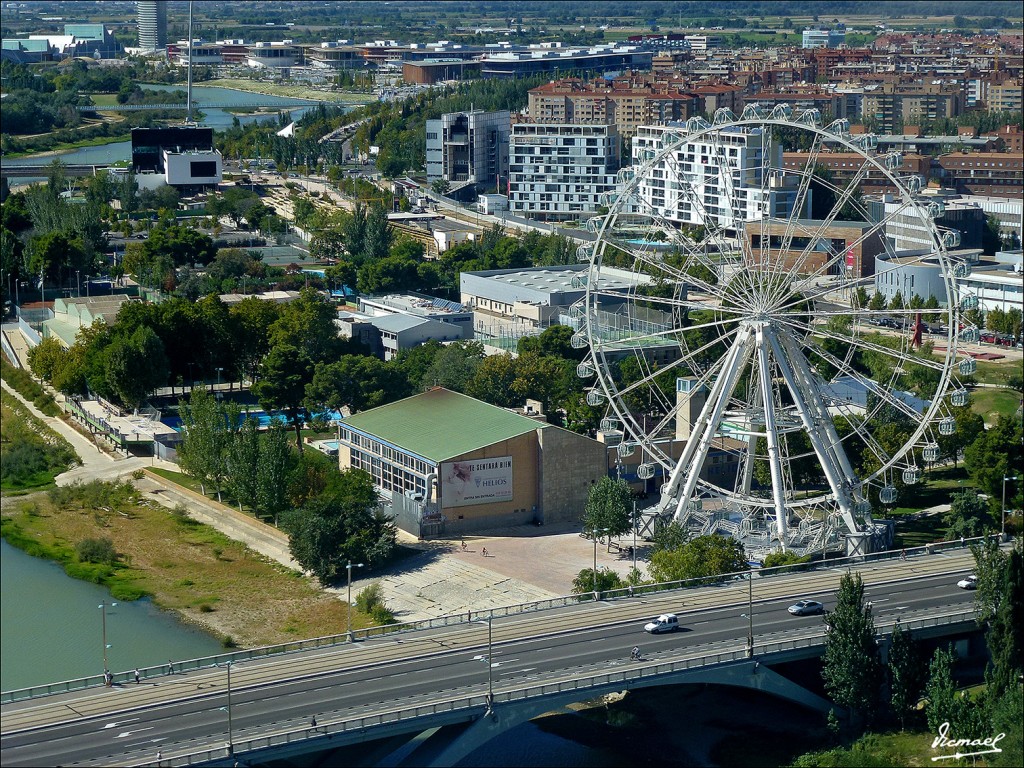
[{"xmin": 573, "ymin": 107, "xmax": 977, "ymax": 555}]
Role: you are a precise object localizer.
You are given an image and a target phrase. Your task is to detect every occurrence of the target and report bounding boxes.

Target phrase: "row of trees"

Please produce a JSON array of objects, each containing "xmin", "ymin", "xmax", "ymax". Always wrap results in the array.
[
  {"xmin": 819, "ymin": 540, "xmax": 1021, "ymax": 767},
  {"xmin": 175, "ymin": 389, "xmax": 397, "ymax": 582}
]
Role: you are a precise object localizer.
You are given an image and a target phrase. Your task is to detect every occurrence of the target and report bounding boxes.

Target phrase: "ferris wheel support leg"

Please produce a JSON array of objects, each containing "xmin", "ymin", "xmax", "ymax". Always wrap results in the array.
[
  {"xmin": 755, "ymin": 326, "xmax": 790, "ymax": 550},
  {"xmin": 661, "ymin": 327, "xmax": 754, "ymax": 524},
  {"xmin": 769, "ymin": 330, "xmax": 862, "ymax": 534}
]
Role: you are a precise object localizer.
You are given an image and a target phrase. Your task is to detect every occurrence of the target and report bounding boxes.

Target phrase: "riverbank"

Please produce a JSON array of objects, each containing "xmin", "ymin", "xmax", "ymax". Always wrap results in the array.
[
  {"xmin": 2, "ymin": 133, "xmax": 131, "ymax": 160},
  {"xmin": 201, "ymin": 79, "xmax": 373, "ymax": 105},
  {"xmin": 0, "ymin": 484, "xmax": 354, "ymax": 649}
]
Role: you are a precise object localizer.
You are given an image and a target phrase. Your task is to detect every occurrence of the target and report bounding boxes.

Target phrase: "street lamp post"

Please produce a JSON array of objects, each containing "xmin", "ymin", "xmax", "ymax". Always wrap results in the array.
[
  {"xmin": 747, "ymin": 571, "xmax": 754, "ymax": 657},
  {"xmin": 592, "ymin": 528, "xmax": 609, "ymax": 600},
  {"xmin": 346, "ymin": 561, "xmax": 364, "ymax": 641},
  {"xmin": 219, "ymin": 661, "xmax": 234, "ymax": 757},
  {"xmin": 473, "ymin": 617, "xmax": 494, "ymax": 713},
  {"xmin": 215, "ymin": 367, "xmax": 224, "ymax": 397},
  {"xmin": 632, "ymin": 502, "xmax": 638, "ymax": 578},
  {"xmin": 76, "ymin": 270, "xmax": 81, "ymax": 298},
  {"xmin": 1002, "ymin": 474, "xmax": 1019, "ymax": 539},
  {"xmin": 99, "ymin": 600, "xmax": 117, "ymax": 674}
]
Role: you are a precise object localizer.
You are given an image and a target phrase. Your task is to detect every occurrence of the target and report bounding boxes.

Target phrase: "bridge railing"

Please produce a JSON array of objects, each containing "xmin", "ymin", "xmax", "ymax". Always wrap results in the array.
[
  {"xmin": 141, "ymin": 608, "xmax": 977, "ymax": 767},
  {"xmin": 0, "ymin": 536, "xmax": 992, "ymax": 704}
]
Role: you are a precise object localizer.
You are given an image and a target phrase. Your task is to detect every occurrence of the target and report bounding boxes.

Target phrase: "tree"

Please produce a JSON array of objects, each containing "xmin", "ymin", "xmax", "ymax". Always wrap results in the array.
[
  {"xmin": 419, "ymin": 340, "xmax": 484, "ymax": 392},
  {"xmin": 225, "ymin": 416, "xmax": 261, "ymax": 512},
  {"xmin": 926, "ymin": 645, "xmax": 969, "ymax": 735},
  {"xmin": 648, "ymin": 534, "xmax": 746, "ymax": 585},
  {"xmin": 256, "ymin": 422, "xmax": 294, "ymax": 526},
  {"xmin": 252, "ymin": 344, "xmax": 312, "ymax": 453},
  {"xmin": 104, "ymin": 326, "xmax": 169, "ymax": 409},
  {"xmin": 965, "ymin": 416, "xmax": 1023, "ymax": 502},
  {"xmin": 268, "ymin": 288, "xmax": 345, "ymax": 367},
  {"xmin": 821, "ymin": 571, "xmax": 883, "ymax": 732},
  {"xmin": 571, "ymin": 567, "xmax": 626, "ymax": 598},
  {"xmin": 230, "ymin": 297, "xmax": 280, "ymax": 383},
  {"xmin": 651, "ymin": 520, "xmax": 690, "ymax": 553},
  {"xmin": 971, "ymin": 538, "xmax": 1023, "ymax": 700},
  {"xmin": 868, "ymin": 292, "xmax": 887, "ymax": 311},
  {"xmin": 943, "ymin": 489, "xmax": 990, "ymax": 539},
  {"xmin": 582, "ymin": 476, "xmax": 633, "ymax": 544},
  {"xmin": 178, "ymin": 388, "xmax": 235, "ymax": 499},
  {"xmin": 280, "ymin": 467, "xmax": 395, "ymax": 583},
  {"xmin": 306, "ymin": 355, "xmax": 402, "ymax": 416},
  {"xmin": 431, "ymin": 178, "xmax": 450, "ymax": 196},
  {"xmin": 888, "ymin": 622, "xmax": 927, "ymax": 729}
]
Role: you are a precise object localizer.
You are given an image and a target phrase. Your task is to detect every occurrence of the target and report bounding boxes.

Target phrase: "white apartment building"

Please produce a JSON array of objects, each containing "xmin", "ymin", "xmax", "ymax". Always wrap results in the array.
[
  {"xmin": 631, "ymin": 123, "xmax": 802, "ymax": 232},
  {"xmin": 507, "ymin": 122, "xmax": 619, "ymax": 221}
]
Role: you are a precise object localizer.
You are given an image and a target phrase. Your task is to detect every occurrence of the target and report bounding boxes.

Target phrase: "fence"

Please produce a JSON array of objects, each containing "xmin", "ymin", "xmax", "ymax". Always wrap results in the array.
[
  {"xmin": 3, "ymin": 535, "xmax": 993, "ymax": 705},
  {"xmin": 135, "ymin": 608, "xmax": 977, "ymax": 767}
]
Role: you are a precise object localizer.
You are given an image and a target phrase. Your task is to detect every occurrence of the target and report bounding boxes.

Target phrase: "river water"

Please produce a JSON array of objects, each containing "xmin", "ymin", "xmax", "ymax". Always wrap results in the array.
[
  {"xmin": 2, "ymin": 84, "xmax": 355, "ymax": 173},
  {"xmin": 0, "ymin": 538, "xmax": 620, "ymax": 766},
  {"xmin": 0, "ymin": 539, "xmax": 223, "ymax": 692}
]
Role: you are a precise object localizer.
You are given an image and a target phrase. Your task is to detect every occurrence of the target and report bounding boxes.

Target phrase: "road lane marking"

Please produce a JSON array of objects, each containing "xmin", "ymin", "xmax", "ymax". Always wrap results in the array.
[
  {"xmin": 116, "ymin": 727, "xmax": 154, "ymax": 738},
  {"xmin": 103, "ymin": 718, "xmax": 139, "ymax": 729}
]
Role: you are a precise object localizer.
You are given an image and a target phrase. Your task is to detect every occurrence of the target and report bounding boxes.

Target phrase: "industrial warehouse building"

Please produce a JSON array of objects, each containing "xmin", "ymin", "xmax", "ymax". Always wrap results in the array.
[{"xmin": 337, "ymin": 388, "xmax": 606, "ymax": 537}]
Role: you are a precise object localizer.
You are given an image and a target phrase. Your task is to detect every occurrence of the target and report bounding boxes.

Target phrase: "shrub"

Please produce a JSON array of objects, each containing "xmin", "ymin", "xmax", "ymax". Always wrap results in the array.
[
  {"xmin": 75, "ymin": 537, "xmax": 119, "ymax": 565},
  {"xmin": 199, "ymin": 603, "xmax": 215, "ymax": 613},
  {"xmin": 355, "ymin": 581, "xmax": 385, "ymax": 613},
  {"xmin": 370, "ymin": 604, "xmax": 395, "ymax": 625}
]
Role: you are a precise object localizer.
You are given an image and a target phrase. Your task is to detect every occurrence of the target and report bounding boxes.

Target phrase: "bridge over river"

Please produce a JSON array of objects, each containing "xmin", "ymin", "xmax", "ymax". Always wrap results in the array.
[{"xmin": 0, "ymin": 545, "xmax": 988, "ymax": 767}]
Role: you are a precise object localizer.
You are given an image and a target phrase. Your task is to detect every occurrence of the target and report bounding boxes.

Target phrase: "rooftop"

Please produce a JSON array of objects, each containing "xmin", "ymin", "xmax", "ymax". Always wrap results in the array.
[{"xmin": 341, "ymin": 388, "xmax": 543, "ymax": 463}]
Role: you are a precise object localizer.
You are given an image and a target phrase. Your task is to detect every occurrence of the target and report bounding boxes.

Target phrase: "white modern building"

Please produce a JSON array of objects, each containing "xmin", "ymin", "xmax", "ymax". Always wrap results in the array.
[
  {"xmin": 631, "ymin": 123, "xmax": 803, "ymax": 233},
  {"xmin": 246, "ymin": 41, "xmax": 301, "ymax": 69},
  {"xmin": 802, "ymin": 28, "xmax": 846, "ymax": 49},
  {"xmin": 507, "ymin": 122, "xmax": 620, "ymax": 221},
  {"xmin": 426, "ymin": 110, "xmax": 511, "ymax": 186}
]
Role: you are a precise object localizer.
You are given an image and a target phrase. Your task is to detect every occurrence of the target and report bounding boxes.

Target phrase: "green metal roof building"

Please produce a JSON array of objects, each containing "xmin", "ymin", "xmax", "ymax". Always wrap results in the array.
[{"xmin": 338, "ymin": 388, "xmax": 606, "ymax": 537}]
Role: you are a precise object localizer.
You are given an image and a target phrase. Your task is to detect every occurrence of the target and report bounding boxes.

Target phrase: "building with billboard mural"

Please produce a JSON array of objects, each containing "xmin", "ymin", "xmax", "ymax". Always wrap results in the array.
[{"xmin": 335, "ymin": 388, "xmax": 606, "ymax": 537}]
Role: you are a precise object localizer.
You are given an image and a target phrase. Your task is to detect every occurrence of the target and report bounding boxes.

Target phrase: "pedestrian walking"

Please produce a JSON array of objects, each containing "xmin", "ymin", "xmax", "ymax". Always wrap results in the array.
[
  {"xmin": 310, "ymin": 715, "xmax": 317, "ymax": 728},
  {"xmin": 481, "ymin": 547, "xmax": 488, "ymax": 557},
  {"xmin": 134, "ymin": 668, "xmax": 141, "ymax": 684},
  {"xmin": 900, "ymin": 548, "xmax": 907, "ymax": 561},
  {"xmin": 104, "ymin": 670, "xmax": 113, "ymax": 687},
  {"xmin": 166, "ymin": 659, "xmax": 173, "ymax": 675}
]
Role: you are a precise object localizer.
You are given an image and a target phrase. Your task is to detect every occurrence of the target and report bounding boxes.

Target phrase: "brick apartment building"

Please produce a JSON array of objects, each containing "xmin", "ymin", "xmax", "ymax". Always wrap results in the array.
[{"xmin": 935, "ymin": 152, "xmax": 1024, "ymax": 198}]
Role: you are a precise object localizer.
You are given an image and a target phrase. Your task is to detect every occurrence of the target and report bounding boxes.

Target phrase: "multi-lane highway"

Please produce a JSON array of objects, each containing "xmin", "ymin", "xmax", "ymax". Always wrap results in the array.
[{"xmin": 1, "ymin": 549, "xmax": 980, "ymax": 767}]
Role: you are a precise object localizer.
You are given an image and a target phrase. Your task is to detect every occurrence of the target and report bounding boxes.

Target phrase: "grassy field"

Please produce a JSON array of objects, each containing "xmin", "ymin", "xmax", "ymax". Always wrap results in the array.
[
  {"xmin": 0, "ymin": 480, "xmax": 373, "ymax": 649},
  {"xmin": 884, "ymin": 468, "xmax": 971, "ymax": 547},
  {"xmin": 202, "ymin": 79, "xmax": 373, "ymax": 105},
  {"xmin": 971, "ymin": 387, "xmax": 1023, "ymax": 426},
  {"xmin": 968, "ymin": 358, "xmax": 1021, "ymax": 387},
  {"xmin": 88, "ymin": 93, "xmax": 119, "ymax": 106}
]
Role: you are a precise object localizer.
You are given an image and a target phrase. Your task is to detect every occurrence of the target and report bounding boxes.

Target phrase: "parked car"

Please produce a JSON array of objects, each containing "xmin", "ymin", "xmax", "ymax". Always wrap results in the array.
[
  {"xmin": 957, "ymin": 575, "xmax": 978, "ymax": 590},
  {"xmin": 644, "ymin": 614, "xmax": 679, "ymax": 634},
  {"xmin": 788, "ymin": 600, "xmax": 825, "ymax": 616}
]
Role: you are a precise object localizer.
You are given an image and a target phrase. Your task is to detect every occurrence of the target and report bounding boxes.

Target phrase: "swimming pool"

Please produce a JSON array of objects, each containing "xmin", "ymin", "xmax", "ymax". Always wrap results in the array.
[{"xmin": 161, "ymin": 409, "xmax": 342, "ymax": 431}]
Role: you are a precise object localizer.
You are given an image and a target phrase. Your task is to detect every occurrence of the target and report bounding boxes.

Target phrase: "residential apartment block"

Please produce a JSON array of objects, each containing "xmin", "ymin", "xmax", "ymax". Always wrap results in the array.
[
  {"xmin": 527, "ymin": 78, "xmax": 703, "ymax": 140},
  {"xmin": 507, "ymin": 122, "xmax": 619, "ymax": 221},
  {"xmin": 935, "ymin": 152, "xmax": 1024, "ymax": 198},
  {"xmin": 632, "ymin": 123, "xmax": 802, "ymax": 232}
]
